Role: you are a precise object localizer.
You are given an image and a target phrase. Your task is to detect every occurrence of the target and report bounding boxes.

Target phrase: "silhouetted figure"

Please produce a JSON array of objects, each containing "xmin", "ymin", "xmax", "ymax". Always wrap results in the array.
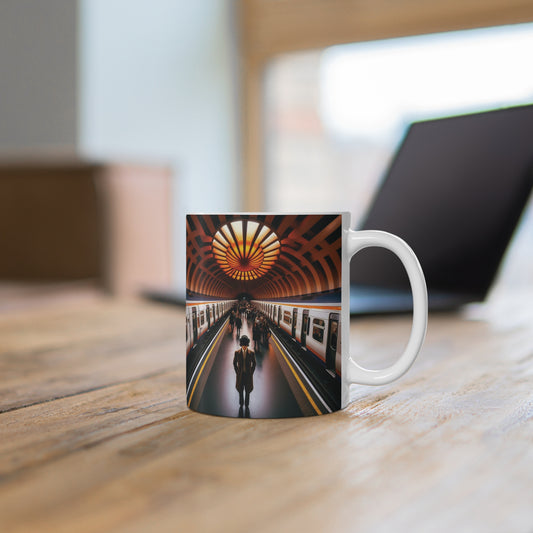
[
  {"xmin": 253, "ymin": 320, "xmax": 261, "ymax": 351},
  {"xmin": 233, "ymin": 335, "xmax": 256, "ymax": 408},
  {"xmin": 235, "ymin": 315, "xmax": 242, "ymax": 338},
  {"xmin": 261, "ymin": 322, "xmax": 271, "ymax": 346}
]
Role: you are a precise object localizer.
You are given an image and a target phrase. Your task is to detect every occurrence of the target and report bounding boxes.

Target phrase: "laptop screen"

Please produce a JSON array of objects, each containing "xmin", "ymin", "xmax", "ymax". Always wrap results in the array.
[{"xmin": 350, "ymin": 104, "xmax": 533, "ymax": 300}]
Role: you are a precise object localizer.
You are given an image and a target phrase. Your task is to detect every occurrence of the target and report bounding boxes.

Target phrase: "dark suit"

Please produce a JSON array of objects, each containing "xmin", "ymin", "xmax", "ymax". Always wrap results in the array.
[{"xmin": 233, "ymin": 347, "xmax": 256, "ymax": 406}]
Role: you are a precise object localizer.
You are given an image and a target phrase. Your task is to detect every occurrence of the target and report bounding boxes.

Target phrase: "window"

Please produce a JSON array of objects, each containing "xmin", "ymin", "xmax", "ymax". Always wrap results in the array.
[
  {"xmin": 264, "ymin": 23, "xmax": 533, "ymax": 227},
  {"xmin": 283, "ymin": 310, "xmax": 292, "ymax": 325},
  {"xmin": 199, "ymin": 310, "xmax": 205, "ymax": 326},
  {"xmin": 242, "ymin": 0, "xmax": 533, "ymax": 209},
  {"xmin": 312, "ymin": 318, "xmax": 325, "ymax": 343}
]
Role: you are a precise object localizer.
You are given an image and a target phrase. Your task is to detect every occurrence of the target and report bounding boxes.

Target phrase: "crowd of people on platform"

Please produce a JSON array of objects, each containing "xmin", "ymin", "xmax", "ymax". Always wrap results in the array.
[{"xmin": 228, "ymin": 301, "xmax": 271, "ymax": 351}]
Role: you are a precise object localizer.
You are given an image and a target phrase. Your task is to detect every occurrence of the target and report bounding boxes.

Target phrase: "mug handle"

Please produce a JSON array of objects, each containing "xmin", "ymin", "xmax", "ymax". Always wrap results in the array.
[{"xmin": 347, "ymin": 230, "xmax": 428, "ymax": 385}]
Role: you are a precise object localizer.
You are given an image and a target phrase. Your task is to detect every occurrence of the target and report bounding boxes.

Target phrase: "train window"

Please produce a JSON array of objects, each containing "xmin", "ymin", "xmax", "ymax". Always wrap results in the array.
[
  {"xmin": 283, "ymin": 311, "xmax": 292, "ymax": 325},
  {"xmin": 312, "ymin": 318, "xmax": 325, "ymax": 343},
  {"xmin": 200, "ymin": 311, "xmax": 205, "ymax": 326}
]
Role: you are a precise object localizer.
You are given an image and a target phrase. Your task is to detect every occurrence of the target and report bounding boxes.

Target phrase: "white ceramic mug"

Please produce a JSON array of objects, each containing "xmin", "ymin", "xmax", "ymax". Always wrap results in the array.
[{"xmin": 186, "ymin": 213, "xmax": 427, "ymax": 418}]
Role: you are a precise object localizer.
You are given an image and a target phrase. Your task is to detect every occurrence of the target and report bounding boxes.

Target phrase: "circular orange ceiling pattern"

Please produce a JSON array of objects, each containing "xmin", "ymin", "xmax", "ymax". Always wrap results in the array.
[{"xmin": 212, "ymin": 220, "xmax": 280, "ymax": 281}]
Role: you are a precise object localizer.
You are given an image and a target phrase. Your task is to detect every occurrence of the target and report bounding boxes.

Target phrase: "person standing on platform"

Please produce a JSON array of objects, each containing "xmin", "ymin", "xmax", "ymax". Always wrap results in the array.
[
  {"xmin": 233, "ymin": 335, "xmax": 256, "ymax": 410},
  {"xmin": 229, "ymin": 311, "xmax": 235, "ymax": 334},
  {"xmin": 253, "ymin": 319, "xmax": 261, "ymax": 351},
  {"xmin": 235, "ymin": 314, "xmax": 242, "ymax": 339},
  {"xmin": 260, "ymin": 317, "xmax": 269, "ymax": 346}
]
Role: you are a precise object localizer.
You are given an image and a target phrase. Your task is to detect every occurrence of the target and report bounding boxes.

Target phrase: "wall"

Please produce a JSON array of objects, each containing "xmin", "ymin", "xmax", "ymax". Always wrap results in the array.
[
  {"xmin": 79, "ymin": 0, "xmax": 241, "ymax": 294},
  {"xmin": 0, "ymin": 0, "xmax": 78, "ymax": 153}
]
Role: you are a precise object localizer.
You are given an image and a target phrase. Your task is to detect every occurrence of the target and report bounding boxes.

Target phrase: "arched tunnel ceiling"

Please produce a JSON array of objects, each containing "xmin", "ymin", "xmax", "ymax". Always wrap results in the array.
[{"xmin": 186, "ymin": 214, "xmax": 342, "ymax": 300}]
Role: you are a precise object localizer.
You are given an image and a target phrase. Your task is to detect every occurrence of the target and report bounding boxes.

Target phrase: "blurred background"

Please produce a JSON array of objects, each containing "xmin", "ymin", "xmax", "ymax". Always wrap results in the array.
[{"xmin": 1, "ymin": 0, "xmax": 533, "ymax": 307}]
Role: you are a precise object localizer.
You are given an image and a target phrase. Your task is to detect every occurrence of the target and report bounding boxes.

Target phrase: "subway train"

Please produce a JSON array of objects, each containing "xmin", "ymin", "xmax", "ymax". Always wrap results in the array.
[
  {"xmin": 252, "ymin": 299, "xmax": 342, "ymax": 376},
  {"xmin": 186, "ymin": 299, "xmax": 236, "ymax": 355}
]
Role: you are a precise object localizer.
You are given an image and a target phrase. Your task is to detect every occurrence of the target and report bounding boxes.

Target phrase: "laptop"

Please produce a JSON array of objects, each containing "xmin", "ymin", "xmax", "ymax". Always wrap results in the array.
[{"xmin": 349, "ymin": 104, "xmax": 533, "ymax": 314}]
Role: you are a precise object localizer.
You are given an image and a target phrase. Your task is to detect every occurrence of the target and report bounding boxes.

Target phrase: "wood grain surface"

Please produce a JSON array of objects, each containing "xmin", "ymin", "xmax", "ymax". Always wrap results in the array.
[{"xmin": 0, "ymin": 294, "xmax": 532, "ymax": 532}]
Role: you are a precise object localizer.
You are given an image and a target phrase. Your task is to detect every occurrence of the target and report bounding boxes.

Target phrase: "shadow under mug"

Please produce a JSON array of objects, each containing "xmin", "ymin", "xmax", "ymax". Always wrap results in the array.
[{"xmin": 186, "ymin": 213, "xmax": 427, "ymax": 418}]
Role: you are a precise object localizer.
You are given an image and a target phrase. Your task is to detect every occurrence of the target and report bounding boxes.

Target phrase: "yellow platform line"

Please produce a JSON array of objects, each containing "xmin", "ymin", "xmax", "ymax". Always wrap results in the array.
[
  {"xmin": 187, "ymin": 323, "xmax": 228, "ymax": 407},
  {"xmin": 271, "ymin": 336, "xmax": 322, "ymax": 415}
]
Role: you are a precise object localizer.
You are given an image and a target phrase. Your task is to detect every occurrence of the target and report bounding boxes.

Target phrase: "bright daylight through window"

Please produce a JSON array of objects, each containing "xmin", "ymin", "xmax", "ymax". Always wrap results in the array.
[{"xmin": 263, "ymin": 22, "xmax": 533, "ymax": 288}]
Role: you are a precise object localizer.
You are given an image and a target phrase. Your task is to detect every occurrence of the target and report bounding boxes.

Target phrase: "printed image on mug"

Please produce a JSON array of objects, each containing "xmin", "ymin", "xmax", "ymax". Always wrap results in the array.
[{"xmin": 186, "ymin": 214, "xmax": 343, "ymax": 418}]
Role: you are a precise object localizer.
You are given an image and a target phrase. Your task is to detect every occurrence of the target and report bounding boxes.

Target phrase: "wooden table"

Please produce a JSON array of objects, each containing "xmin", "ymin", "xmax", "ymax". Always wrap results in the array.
[{"xmin": 1, "ymin": 292, "xmax": 532, "ymax": 532}]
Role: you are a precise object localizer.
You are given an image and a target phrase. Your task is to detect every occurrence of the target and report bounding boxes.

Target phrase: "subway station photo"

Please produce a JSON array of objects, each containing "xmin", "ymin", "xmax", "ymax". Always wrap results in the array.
[{"xmin": 186, "ymin": 214, "xmax": 342, "ymax": 418}]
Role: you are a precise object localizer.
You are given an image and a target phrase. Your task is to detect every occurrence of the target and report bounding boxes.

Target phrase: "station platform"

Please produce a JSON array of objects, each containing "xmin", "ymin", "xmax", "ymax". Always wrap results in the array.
[{"xmin": 187, "ymin": 317, "xmax": 331, "ymax": 418}]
